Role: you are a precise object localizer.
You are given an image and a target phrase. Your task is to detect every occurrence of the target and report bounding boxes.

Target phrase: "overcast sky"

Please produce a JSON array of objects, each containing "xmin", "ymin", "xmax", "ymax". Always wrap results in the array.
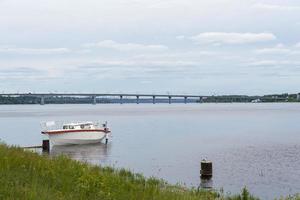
[{"xmin": 1, "ymin": 0, "xmax": 300, "ymax": 95}]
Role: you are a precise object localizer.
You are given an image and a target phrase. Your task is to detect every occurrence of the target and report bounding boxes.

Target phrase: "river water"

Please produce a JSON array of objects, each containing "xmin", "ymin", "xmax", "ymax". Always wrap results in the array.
[{"xmin": 0, "ymin": 103, "xmax": 300, "ymax": 199}]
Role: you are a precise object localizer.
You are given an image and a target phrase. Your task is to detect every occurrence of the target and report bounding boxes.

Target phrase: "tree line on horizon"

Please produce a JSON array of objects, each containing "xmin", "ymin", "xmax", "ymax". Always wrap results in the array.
[{"xmin": 0, "ymin": 93, "xmax": 299, "ymax": 104}]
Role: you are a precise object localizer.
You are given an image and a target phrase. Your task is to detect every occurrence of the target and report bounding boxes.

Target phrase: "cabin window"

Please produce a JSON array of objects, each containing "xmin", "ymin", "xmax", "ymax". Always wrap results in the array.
[{"xmin": 63, "ymin": 125, "xmax": 68, "ymax": 129}]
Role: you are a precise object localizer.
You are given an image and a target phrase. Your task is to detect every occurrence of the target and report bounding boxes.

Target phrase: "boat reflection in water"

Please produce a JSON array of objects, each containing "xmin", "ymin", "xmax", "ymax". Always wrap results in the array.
[{"xmin": 50, "ymin": 143, "xmax": 111, "ymax": 165}]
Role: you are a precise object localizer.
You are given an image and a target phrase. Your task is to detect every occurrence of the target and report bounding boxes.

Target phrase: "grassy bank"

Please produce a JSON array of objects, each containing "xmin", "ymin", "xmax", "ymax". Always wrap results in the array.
[{"xmin": 0, "ymin": 144, "xmax": 297, "ymax": 200}]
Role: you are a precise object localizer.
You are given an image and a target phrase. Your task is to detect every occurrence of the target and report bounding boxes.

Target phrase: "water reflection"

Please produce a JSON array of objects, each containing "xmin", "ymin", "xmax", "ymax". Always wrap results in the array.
[
  {"xmin": 199, "ymin": 178, "xmax": 213, "ymax": 189},
  {"xmin": 50, "ymin": 143, "xmax": 111, "ymax": 165}
]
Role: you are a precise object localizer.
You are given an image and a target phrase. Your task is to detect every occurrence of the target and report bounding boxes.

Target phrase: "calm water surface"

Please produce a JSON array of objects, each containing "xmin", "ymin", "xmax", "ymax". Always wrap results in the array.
[{"xmin": 0, "ymin": 103, "xmax": 300, "ymax": 199}]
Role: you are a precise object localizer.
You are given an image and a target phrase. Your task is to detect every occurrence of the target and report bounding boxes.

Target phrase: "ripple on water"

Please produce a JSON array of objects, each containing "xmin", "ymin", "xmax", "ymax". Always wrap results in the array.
[{"xmin": 211, "ymin": 144, "xmax": 300, "ymax": 199}]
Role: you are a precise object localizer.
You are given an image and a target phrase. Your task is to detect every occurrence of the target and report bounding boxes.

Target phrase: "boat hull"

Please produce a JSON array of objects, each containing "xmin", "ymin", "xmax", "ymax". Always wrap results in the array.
[{"xmin": 47, "ymin": 131, "xmax": 106, "ymax": 146}]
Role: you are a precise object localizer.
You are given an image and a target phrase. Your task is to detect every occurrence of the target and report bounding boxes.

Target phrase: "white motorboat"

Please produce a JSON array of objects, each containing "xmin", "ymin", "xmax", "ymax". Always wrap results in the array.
[{"xmin": 41, "ymin": 121, "xmax": 111, "ymax": 146}]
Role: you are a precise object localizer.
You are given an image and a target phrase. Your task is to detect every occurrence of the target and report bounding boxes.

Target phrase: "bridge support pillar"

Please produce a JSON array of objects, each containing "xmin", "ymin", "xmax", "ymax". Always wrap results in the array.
[
  {"xmin": 40, "ymin": 96, "xmax": 45, "ymax": 105},
  {"xmin": 184, "ymin": 96, "xmax": 187, "ymax": 104},
  {"xmin": 168, "ymin": 96, "xmax": 171, "ymax": 104},
  {"xmin": 120, "ymin": 95, "xmax": 123, "ymax": 104},
  {"xmin": 136, "ymin": 96, "xmax": 140, "ymax": 104},
  {"xmin": 199, "ymin": 97, "xmax": 202, "ymax": 103},
  {"xmin": 152, "ymin": 96, "xmax": 156, "ymax": 104},
  {"xmin": 92, "ymin": 96, "xmax": 97, "ymax": 105}
]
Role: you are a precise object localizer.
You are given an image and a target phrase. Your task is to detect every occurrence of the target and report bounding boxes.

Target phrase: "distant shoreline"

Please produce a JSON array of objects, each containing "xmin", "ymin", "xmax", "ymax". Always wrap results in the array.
[{"xmin": 0, "ymin": 93, "xmax": 299, "ymax": 104}]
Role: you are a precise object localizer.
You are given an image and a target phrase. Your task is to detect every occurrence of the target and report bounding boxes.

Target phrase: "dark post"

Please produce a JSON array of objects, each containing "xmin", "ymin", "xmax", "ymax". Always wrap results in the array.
[
  {"xmin": 184, "ymin": 96, "xmax": 187, "ymax": 104},
  {"xmin": 92, "ymin": 96, "xmax": 97, "ymax": 105},
  {"xmin": 200, "ymin": 159, "xmax": 213, "ymax": 179},
  {"xmin": 168, "ymin": 96, "xmax": 171, "ymax": 104},
  {"xmin": 152, "ymin": 96, "xmax": 156, "ymax": 104},
  {"xmin": 42, "ymin": 140, "xmax": 50, "ymax": 152},
  {"xmin": 136, "ymin": 96, "xmax": 140, "ymax": 104},
  {"xmin": 105, "ymin": 135, "xmax": 108, "ymax": 144},
  {"xmin": 40, "ymin": 96, "xmax": 45, "ymax": 105},
  {"xmin": 120, "ymin": 95, "xmax": 123, "ymax": 104},
  {"xmin": 199, "ymin": 96, "xmax": 202, "ymax": 103}
]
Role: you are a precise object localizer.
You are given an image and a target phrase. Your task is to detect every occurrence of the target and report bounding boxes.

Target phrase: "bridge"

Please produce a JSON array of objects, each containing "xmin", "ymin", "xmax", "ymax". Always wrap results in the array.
[{"xmin": 0, "ymin": 93, "xmax": 206, "ymax": 105}]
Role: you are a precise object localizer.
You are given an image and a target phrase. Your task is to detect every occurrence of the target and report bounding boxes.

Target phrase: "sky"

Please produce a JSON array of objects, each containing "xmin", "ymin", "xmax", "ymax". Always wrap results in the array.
[{"xmin": 0, "ymin": 0, "xmax": 300, "ymax": 95}]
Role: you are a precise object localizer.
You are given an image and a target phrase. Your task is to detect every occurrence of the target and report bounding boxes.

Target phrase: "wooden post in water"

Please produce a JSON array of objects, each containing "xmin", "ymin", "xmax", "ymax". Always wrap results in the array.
[
  {"xmin": 199, "ymin": 159, "xmax": 213, "ymax": 189},
  {"xmin": 200, "ymin": 159, "xmax": 213, "ymax": 179},
  {"xmin": 42, "ymin": 140, "xmax": 50, "ymax": 152}
]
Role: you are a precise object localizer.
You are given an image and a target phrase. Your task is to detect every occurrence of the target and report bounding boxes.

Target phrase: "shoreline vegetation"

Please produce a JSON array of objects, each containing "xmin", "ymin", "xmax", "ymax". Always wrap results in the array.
[
  {"xmin": 0, "ymin": 144, "xmax": 299, "ymax": 200},
  {"xmin": 0, "ymin": 93, "xmax": 299, "ymax": 104}
]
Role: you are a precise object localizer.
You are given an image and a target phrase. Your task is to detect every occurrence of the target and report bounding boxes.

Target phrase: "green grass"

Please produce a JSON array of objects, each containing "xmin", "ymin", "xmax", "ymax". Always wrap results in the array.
[{"xmin": 0, "ymin": 144, "xmax": 298, "ymax": 200}]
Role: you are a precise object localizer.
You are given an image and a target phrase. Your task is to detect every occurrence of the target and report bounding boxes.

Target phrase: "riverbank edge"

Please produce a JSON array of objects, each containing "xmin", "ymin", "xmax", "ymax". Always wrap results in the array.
[{"xmin": 0, "ymin": 143, "xmax": 297, "ymax": 200}]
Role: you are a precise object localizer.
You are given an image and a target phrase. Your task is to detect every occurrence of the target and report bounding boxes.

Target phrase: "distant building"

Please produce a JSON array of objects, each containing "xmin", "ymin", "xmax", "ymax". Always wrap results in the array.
[{"xmin": 297, "ymin": 93, "xmax": 300, "ymax": 101}]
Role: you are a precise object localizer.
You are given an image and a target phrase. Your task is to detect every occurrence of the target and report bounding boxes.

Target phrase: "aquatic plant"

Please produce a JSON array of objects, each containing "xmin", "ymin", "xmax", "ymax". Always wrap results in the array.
[{"xmin": 223, "ymin": 187, "xmax": 259, "ymax": 200}]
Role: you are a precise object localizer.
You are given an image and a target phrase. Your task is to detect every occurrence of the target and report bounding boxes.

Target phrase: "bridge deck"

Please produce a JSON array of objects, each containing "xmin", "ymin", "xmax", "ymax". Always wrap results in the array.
[{"xmin": 0, "ymin": 93, "xmax": 204, "ymax": 98}]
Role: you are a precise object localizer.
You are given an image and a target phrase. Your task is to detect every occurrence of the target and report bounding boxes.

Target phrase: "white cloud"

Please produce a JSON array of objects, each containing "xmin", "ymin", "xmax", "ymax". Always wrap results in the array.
[
  {"xmin": 248, "ymin": 60, "xmax": 278, "ymax": 66},
  {"xmin": 176, "ymin": 35, "xmax": 185, "ymax": 40},
  {"xmin": 253, "ymin": 3, "xmax": 300, "ymax": 11},
  {"xmin": 0, "ymin": 47, "xmax": 70, "ymax": 54},
  {"xmin": 255, "ymin": 48, "xmax": 291, "ymax": 54},
  {"xmin": 255, "ymin": 44, "xmax": 300, "ymax": 55},
  {"xmin": 82, "ymin": 40, "xmax": 168, "ymax": 51},
  {"xmin": 133, "ymin": 50, "xmax": 219, "ymax": 60},
  {"xmin": 70, "ymin": 58, "xmax": 204, "ymax": 80},
  {"xmin": 78, "ymin": 59, "xmax": 199, "ymax": 68},
  {"xmin": 295, "ymin": 42, "xmax": 300, "ymax": 48},
  {"xmin": 190, "ymin": 32, "xmax": 276, "ymax": 45},
  {"xmin": 248, "ymin": 60, "xmax": 300, "ymax": 66}
]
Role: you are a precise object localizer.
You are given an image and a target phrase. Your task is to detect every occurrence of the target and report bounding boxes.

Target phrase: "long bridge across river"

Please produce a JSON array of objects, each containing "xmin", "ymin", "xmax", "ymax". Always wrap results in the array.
[{"xmin": 0, "ymin": 93, "xmax": 206, "ymax": 105}]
